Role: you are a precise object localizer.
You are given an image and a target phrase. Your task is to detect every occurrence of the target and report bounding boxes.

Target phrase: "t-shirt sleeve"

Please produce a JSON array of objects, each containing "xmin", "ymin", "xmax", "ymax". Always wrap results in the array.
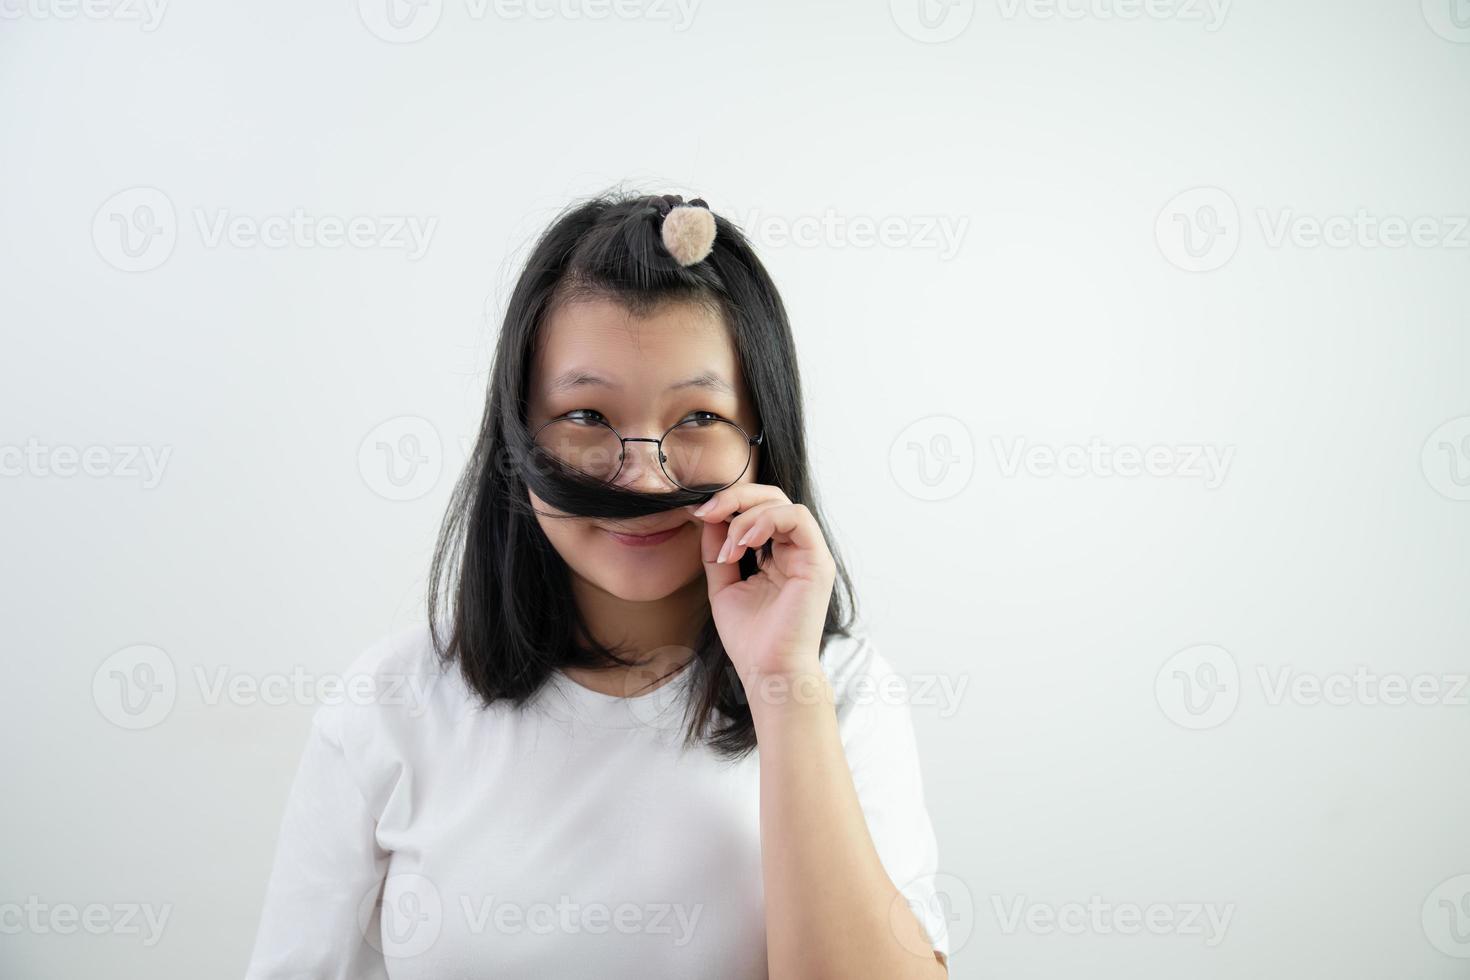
[
  {"xmin": 832, "ymin": 636, "xmax": 952, "ymax": 966},
  {"xmin": 244, "ymin": 704, "xmax": 390, "ymax": 979}
]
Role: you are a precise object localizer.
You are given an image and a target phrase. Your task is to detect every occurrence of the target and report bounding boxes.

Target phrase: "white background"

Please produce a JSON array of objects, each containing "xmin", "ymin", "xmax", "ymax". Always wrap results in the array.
[{"xmin": 2, "ymin": 0, "xmax": 1469, "ymax": 977}]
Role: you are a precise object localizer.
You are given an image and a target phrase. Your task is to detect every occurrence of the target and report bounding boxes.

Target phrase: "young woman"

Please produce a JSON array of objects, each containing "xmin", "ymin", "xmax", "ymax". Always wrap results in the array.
[{"xmin": 245, "ymin": 192, "xmax": 950, "ymax": 978}]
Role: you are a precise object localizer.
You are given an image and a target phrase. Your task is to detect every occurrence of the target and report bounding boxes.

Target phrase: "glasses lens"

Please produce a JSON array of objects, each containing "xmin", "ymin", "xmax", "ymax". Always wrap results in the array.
[
  {"xmin": 662, "ymin": 419, "xmax": 752, "ymax": 491},
  {"xmin": 534, "ymin": 418, "xmax": 624, "ymax": 482}
]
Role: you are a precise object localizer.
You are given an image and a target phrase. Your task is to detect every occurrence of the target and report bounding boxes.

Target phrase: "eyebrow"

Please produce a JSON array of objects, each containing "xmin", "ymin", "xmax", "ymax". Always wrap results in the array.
[{"xmin": 549, "ymin": 369, "xmax": 735, "ymax": 396}]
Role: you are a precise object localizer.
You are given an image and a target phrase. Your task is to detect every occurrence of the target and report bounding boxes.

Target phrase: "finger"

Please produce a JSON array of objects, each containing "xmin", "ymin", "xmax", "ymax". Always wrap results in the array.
[
  {"xmin": 714, "ymin": 501, "xmax": 785, "ymax": 564},
  {"xmin": 719, "ymin": 515, "xmax": 777, "ymax": 566},
  {"xmin": 700, "ymin": 517, "xmax": 743, "ymax": 593},
  {"xmin": 685, "ymin": 482, "xmax": 790, "ymax": 525},
  {"xmin": 747, "ymin": 503, "xmax": 833, "ymax": 576}
]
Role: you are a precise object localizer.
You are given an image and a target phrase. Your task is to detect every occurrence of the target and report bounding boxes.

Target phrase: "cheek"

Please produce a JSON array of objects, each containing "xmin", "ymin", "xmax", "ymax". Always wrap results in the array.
[
  {"xmin": 538, "ymin": 516, "xmax": 587, "ymax": 548},
  {"xmin": 531, "ymin": 510, "xmax": 598, "ymax": 556},
  {"xmin": 528, "ymin": 490, "xmax": 593, "ymax": 551}
]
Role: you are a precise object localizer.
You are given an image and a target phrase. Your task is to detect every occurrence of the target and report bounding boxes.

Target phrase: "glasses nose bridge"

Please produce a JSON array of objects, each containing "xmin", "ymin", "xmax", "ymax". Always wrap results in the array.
[{"xmin": 614, "ymin": 434, "xmax": 670, "ymax": 485}]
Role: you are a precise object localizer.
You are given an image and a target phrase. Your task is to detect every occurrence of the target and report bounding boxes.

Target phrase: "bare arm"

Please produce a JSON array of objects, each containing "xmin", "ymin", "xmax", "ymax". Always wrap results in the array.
[
  {"xmin": 752, "ymin": 667, "xmax": 948, "ymax": 980},
  {"xmin": 685, "ymin": 485, "xmax": 949, "ymax": 978}
]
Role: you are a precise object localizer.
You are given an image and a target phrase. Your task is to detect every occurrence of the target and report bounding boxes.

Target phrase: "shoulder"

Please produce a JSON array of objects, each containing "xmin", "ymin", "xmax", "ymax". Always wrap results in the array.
[
  {"xmin": 302, "ymin": 623, "xmax": 466, "ymax": 818},
  {"xmin": 819, "ymin": 630, "xmax": 909, "ymax": 707},
  {"xmin": 340, "ymin": 621, "xmax": 448, "ymax": 687},
  {"xmin": 311, "ymin": 622, "xmax": 462, "ymax": 745},
  {"xmin": 818, "ymin": 630, "xmax": 919, "ymax": 746}
]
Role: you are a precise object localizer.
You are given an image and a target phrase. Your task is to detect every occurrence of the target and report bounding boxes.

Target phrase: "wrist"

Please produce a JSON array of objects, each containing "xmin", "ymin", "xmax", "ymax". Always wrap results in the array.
[{"xmin": 743, "ymin": 664, "xmax": 834, "ymax": 726}]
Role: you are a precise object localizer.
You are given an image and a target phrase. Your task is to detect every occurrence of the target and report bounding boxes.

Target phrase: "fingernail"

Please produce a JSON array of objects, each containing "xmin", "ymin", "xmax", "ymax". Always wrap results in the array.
[
  {"xmin": 715, "ymin": 540, "xmax": 730, "ymax": 563},
  {"xmin": 736, "ymin": 530, "xmax": 751, "ymax": 547},
  {"xmin": 693, "ymin": 500, "xmax": 713, "ymax": 516}
]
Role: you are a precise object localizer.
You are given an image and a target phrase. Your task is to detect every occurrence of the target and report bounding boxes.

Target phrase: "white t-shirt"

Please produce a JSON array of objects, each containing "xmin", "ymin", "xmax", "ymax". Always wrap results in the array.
[{"xmin": 244, "ymin": 625, "xmax": 949, "ymax": 978}]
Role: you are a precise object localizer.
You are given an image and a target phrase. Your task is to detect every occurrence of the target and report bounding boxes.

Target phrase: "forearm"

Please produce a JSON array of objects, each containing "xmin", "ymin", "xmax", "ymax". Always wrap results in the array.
[{"xmin": 751, "ymin": 667, "xmax": 947, "ymax": 980}]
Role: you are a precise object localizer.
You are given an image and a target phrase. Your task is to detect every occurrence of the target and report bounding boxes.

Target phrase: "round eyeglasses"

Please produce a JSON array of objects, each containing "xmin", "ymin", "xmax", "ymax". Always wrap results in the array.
[{"xmin": 532, "ymin": 413, "xmax": 763, "ymax": 493}]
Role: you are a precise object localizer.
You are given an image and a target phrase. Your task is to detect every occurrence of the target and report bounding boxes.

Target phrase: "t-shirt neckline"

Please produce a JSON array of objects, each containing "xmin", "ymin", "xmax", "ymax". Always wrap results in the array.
[{"xmin": 539, "ymin": 658, "xmax": 697, "ymax": 731}]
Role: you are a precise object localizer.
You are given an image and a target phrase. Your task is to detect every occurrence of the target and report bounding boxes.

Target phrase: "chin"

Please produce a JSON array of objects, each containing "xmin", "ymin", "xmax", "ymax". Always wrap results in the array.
[{"xmin": 593, "ymin": 575, "xmax": 693, "ymax": 603}]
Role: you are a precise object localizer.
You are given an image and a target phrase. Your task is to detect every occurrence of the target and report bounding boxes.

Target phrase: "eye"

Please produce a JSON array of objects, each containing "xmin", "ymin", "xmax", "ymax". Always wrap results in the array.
[
  {"xmin": 561, "ymin": 409, "xmax": 608, "ymax": 426},
  {"xmin": 681, "ymin": 411, "xmax": 730, "ymax": 427}
]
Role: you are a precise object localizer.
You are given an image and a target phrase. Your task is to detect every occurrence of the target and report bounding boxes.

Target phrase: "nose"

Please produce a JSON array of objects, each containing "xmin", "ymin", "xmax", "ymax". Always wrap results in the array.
[{"xmin": 614, "ymin": 438, "xmax": 677, "ymax": 491}]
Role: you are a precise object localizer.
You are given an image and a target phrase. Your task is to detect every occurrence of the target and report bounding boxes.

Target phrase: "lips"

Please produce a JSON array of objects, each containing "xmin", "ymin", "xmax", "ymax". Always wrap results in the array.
[{"xmin": 601, "ymin": 521, "xmax": 687, "ymax": 548}]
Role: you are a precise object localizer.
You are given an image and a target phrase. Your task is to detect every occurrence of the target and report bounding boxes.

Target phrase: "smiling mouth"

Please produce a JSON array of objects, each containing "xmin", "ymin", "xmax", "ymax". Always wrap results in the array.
[{"xmin": 601, "ymin": 524, "xmax": 686, "ymax": 547}]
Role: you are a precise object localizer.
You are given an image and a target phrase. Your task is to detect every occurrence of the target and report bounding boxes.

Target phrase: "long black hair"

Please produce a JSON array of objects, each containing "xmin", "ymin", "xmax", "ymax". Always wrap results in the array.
[{"xmin": 427, "ymin": 188, "xmax": 857, "ymax": 758}]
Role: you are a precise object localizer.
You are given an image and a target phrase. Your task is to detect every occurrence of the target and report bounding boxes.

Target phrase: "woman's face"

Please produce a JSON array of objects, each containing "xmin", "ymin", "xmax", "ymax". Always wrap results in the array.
[{"xmin": 525, "ymin": 295, "xmax": 761, "ymax": 603}]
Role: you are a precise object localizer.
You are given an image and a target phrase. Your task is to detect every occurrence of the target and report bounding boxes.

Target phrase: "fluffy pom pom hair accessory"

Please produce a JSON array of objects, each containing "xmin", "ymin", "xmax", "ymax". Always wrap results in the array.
[{"xmin": 649, "ymin": 193, "xmax": 717, "ymax": 267}]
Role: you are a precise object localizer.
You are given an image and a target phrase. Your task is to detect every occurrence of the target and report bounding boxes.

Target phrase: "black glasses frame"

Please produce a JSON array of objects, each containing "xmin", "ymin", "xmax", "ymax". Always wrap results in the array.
[{"xmin": 532, "ymin": 414, "xmax": 764, "ymax": 493}]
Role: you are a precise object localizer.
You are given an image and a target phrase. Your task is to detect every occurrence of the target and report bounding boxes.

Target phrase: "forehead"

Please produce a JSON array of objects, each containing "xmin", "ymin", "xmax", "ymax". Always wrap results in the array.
[{"xmin": 530, "ymin": 296, "xmax": 738, "ymax": 388}]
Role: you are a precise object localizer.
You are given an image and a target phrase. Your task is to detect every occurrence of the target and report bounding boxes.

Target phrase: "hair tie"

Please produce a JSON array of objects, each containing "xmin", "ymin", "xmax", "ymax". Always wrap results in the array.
[{"xmin": 653, "ymin": 194, "xmax": 716, "ymax": 267}]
